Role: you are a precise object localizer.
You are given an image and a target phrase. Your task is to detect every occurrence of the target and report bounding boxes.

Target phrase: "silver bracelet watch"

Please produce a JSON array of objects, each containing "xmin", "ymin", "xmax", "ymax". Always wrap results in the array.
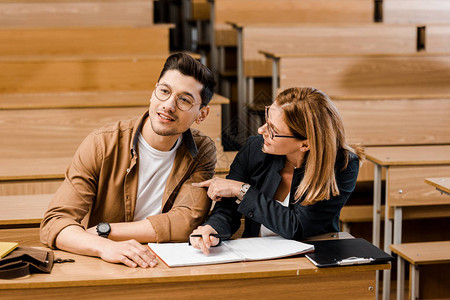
[{"xmin": 236, "ymin": 183, "xmax": 251, "ymax": 204}]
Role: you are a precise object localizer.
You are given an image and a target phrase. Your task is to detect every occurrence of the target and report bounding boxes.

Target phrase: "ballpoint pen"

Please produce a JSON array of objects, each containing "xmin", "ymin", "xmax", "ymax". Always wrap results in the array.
[{"xmin": 189, "ymin": 233, "xmax": 228, "ymax": 239}]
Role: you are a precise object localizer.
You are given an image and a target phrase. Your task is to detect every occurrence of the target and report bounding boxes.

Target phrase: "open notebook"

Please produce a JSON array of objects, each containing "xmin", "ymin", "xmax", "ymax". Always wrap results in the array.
[{"xmin": 148, "ymin": 236, "xmax": 314, "ymax": 267}]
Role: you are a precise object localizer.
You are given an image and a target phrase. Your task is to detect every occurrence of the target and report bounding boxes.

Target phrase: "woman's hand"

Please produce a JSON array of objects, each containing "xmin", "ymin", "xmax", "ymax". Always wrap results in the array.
[
  {"xmin": 192, "ymin": 177, "xmax": 244, "ymax": 201},
  {"xmin": 189, "ymin": 225, "xmax": 220, "ymax": 255}
]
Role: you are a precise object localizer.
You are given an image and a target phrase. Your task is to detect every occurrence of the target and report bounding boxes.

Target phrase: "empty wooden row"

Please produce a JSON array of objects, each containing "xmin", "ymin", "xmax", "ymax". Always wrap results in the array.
[
  {"xmin": 211, "ymin": 0, "xmax": 374, "ymax": 46},
  {"xmin": 231, "ymin": 23, "xmax": 450, "ymax": 122},
  {"xmin": 0, "ymin": 25, "xmax": 173, "ymax": 56},
  {"xmin": 262, "ymin": 52, "xmax": 450, "ymax": 100},
  {"xmin": 0, "ymin": 93, "xmax": 228, "ymax": 156},
  {"xmin": 0, "ymin": 0, "xmax": 154, "ymax": 28},
  {"xmin": 209, "ymin": 0, "xmax": 375, "ymax": 74},
  {"xmin": 0, "ymin": 55, "xmax": 168, "ymax": 94},
  {"xmin": 211, "ymin": 0, "xmax": 450, "ymax": 47},
  {"xmin": 0, "ymin": 93, "xmax": 234, "ymax": 196},
  {"xmin": 234, "ymin": 22, "xmax": 450, "ymax": 85}
]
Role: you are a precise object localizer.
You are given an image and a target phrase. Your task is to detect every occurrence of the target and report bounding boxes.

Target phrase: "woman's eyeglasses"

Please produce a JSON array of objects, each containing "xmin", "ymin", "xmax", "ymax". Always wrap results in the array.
[
  {"xmin": 264, "ymin": 106, "xmax": 306, "ymax": 140},
  {"xmin": 154, "ymin": 83, "xmax": 202, "ymax": 111}
]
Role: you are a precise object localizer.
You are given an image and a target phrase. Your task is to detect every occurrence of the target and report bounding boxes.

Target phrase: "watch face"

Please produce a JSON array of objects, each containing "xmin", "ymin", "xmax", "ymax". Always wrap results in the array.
[{"xmin": 98, "ymin": 223, "xmax": 109, "ymax": 232}]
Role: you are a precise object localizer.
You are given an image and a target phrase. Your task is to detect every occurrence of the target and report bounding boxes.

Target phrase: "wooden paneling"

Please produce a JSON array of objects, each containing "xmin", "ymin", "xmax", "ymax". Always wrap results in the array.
[
  {"xmin": 388, "ymin": 165, "xmax": 450, "ymax": 207},
  {"xmin": 0, "ymin": 270, "xmax": 378, "ymax": 299},
  {"xmin": 279, "ymin": 54, "xmax": 450, "ymax": 98},
  {"xmin": 0, "ymin": 1, "xmax": 153, "ymax": 28}
]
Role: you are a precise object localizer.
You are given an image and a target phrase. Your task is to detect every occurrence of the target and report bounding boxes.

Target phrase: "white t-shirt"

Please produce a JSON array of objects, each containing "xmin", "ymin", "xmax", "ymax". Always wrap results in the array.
[
  {"xmin": 259, "ymin": 192, "xmax": 290, "ymax": 237},
  {"xmin": 133, "ymin": 134, "xmax": 182, "ymax": 221}
]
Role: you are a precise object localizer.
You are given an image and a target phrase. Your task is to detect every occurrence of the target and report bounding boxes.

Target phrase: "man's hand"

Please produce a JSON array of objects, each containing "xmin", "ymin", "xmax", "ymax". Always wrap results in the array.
[
  {"xmin": 55, "ymin": 225, "xmax": 158, "ymax": 268},
  {"xmin": 189, "ymin": 225, "xmax": 220, "ymax": 255},
  {"xmin": 97, "ymin": 239, "xmax": 158, "ymax": 268},
  {"xmin": 192, "ymin": 177, "xmax": 243, "ymax": 201}
]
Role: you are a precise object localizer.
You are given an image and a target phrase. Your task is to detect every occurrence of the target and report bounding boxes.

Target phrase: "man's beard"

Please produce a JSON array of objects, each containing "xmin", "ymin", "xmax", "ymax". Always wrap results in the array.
[{"xmin": 149, "ymin": 114, "xmax": 184, "ymax": 136}]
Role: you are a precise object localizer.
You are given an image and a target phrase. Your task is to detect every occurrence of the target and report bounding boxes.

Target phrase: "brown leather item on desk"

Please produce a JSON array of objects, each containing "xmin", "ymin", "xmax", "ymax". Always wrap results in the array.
[{"xmin": 0, "ymin": 247, "xmax": 54, "ymax": 279}]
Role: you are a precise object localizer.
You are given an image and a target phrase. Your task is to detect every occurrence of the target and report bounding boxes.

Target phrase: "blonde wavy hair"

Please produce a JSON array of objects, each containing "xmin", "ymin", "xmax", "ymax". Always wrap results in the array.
[{"xmin": 277, "ymin": 87, "xmax": 364, "ymax": 205}]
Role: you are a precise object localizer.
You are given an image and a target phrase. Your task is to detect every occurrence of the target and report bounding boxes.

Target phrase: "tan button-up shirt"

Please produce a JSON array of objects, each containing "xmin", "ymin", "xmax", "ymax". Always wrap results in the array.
[{"xmin": 40, "ymin": 111, "xmax": 217, "ymax": 248}]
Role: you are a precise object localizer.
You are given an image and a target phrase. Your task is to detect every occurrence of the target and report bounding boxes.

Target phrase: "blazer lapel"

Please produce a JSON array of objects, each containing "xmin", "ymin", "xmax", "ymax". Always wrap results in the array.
[{"xmin": 259, "ymin": 155, "xmax": 285, "ymax": 200}]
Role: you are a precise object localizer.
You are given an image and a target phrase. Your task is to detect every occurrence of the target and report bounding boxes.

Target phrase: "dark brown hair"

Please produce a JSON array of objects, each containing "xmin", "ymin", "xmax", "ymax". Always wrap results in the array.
[{"xmin": 158, "ymin": 52, "xmax": 216, "ymax": 107}]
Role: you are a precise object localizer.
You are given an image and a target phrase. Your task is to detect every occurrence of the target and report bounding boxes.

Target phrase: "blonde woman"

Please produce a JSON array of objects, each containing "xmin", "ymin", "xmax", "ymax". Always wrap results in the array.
[{"xmin": 190, "ymin": 87, "xmax": 364, "ymax": 254}]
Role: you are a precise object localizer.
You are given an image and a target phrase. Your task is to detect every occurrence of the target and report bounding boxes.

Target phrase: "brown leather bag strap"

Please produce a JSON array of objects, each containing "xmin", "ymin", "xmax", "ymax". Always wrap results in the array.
[{"xmin": 0, "ymin": 261, "xmax": 30, "ymax": 279}]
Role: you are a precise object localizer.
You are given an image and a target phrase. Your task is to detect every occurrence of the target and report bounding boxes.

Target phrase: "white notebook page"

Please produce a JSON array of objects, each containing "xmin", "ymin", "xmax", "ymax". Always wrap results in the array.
[{"xmin": 149, "ymin": 236, "xmax": 314, "ymax": 267}]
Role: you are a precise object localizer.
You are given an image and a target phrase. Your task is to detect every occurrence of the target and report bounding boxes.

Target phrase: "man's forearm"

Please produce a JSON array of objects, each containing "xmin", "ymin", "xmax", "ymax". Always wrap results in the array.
[
  {"xmin": 55, "ymin": 225, "xmax": 111, "ymax": 257},
  {"xmin": 108, "ymin": 219, "xmax": 157, "ymax": 243},
  {"xmin": 55, "ymin": 223, "xmax": 158, "ymax": 268}
]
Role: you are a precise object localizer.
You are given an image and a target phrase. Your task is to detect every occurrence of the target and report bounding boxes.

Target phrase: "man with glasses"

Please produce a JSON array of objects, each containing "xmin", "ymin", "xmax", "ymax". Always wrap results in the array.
[{"xmin": 40, "ymin": 53, "xmax": 217, "ymax": 268}]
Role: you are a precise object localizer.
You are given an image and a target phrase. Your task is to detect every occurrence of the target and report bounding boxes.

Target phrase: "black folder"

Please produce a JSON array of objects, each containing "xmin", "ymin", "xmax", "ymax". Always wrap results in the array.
[{"xmin": 305, "ymin": 238, "xmax": 393, "ymax": 267}]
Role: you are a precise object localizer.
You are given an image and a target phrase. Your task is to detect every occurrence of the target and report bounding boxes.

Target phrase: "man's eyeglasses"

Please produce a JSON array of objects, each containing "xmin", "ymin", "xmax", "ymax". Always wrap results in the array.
[
  {"xmin": 154, "ymin": 83, "xmax": 202, "ymax": 111},
  {"xmin": 264, "ymin": 106, "xmax": 306, "ymax": 140}
]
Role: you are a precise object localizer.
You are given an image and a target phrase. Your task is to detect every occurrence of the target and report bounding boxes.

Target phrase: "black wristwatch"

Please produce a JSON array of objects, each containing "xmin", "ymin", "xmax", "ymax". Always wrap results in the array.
[{"xmin": 96, "ymin": 222, "xmax": 111, "ymax": 238}]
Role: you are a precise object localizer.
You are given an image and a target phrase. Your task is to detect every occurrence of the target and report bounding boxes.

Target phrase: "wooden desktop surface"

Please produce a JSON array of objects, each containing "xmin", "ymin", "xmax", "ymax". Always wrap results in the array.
[
  {"xmin": 365, "ymin": 145, "xmax": 450, "ymax": 166},
  {"xmin": 425, "ymin": 177, "xmax": 450, "ymax": 195},
  {"xmin": 0, "ymin": 232, "xmax": 389, "ymax": 299}
]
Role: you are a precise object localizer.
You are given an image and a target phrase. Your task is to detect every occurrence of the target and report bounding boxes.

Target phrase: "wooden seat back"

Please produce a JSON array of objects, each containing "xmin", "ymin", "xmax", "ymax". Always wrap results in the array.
[
  {"xmin": 0, "ymin": 25, "xmax": 172, "ymax": 57},
  {"xmin": 383, "ymin": 0, "xmax": 450, "ymax": 24},
  {"xmin": 212, "ymin": 0, "xmax": 374, "ymax": 46}
]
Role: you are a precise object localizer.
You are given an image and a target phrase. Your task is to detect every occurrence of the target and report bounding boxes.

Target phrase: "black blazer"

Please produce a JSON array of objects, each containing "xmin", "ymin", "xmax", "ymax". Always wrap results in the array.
[{"xmin": 205, "ymin": 135, "xmax": 360, "ymax": 241}]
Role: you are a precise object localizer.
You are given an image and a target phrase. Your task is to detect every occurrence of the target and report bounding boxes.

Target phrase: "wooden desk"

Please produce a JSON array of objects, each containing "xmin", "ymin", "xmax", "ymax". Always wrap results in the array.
[
  {"xmin": 390, "ymin": 241, "xmax": 450, "ymax": 300},
  {"xmin": 260, "ymin": 51, "xmax": 450, "ymax": 102},
  {"xmin": 0, "ymin": 237, "xmax": 389, "ymax": 299},
  {"xmin": 425, "ymin": 177, "xmax": 450, "ymax": 196},
  {"xmin": 365, "ymin": 145, "xmax": 450, "ymax": 300}
]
